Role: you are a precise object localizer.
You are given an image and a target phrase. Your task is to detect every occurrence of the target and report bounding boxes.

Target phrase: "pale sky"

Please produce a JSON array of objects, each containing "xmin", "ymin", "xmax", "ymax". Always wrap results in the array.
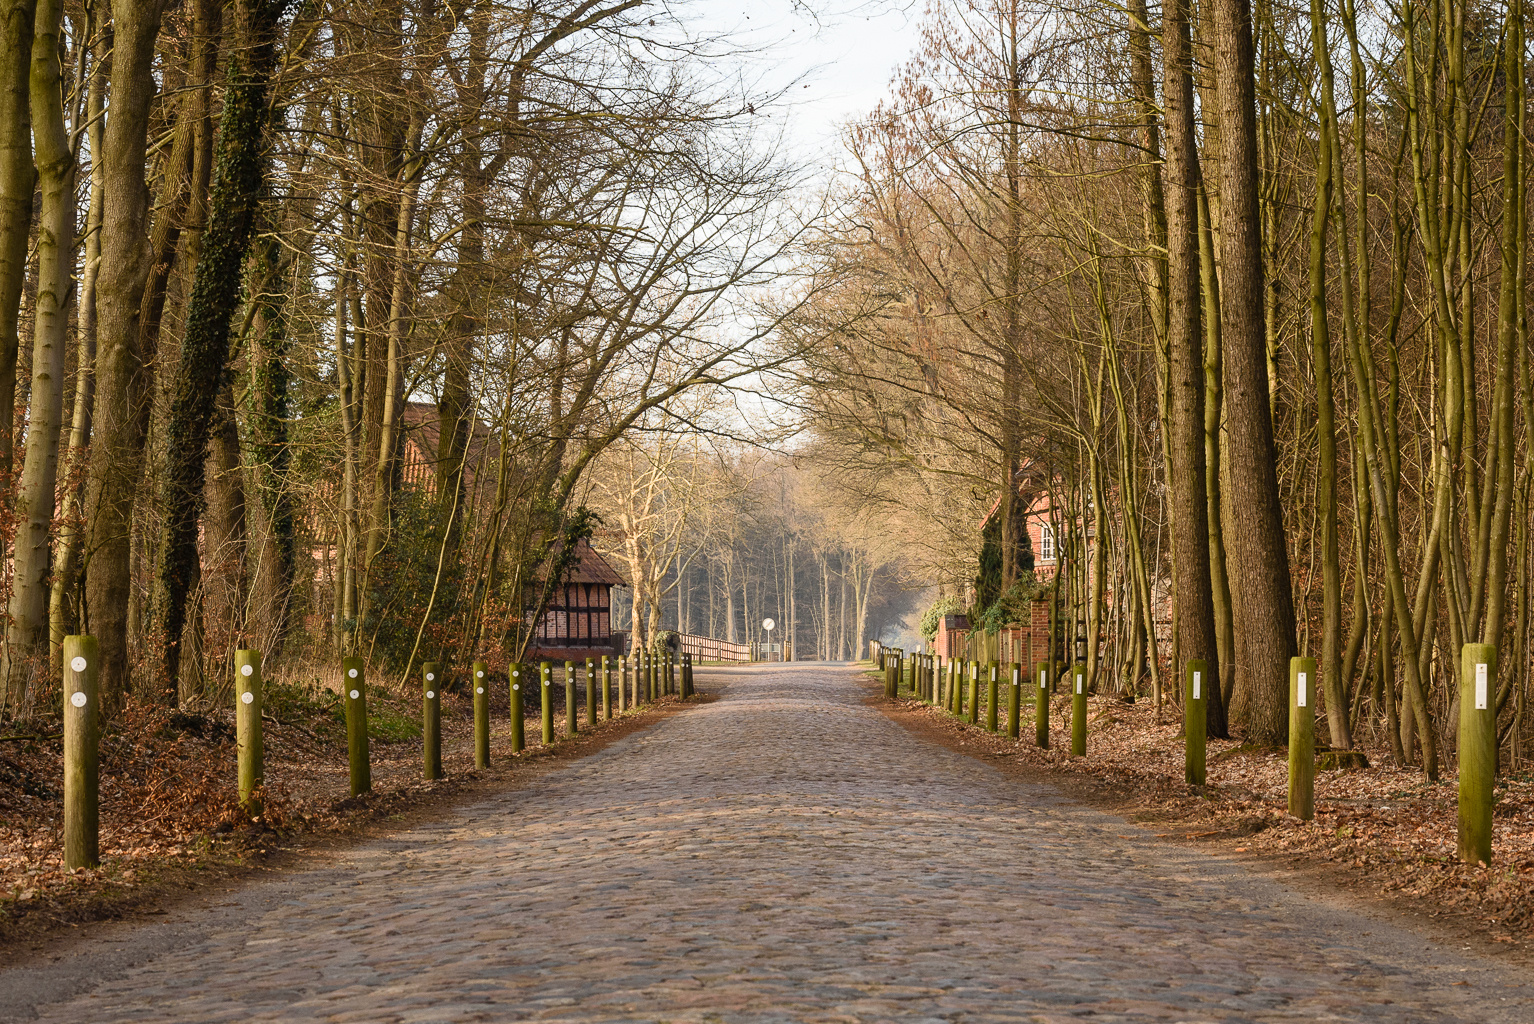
[{"xmin": 683, "ymin": 0, "xmax": 922, "ymax": 168}]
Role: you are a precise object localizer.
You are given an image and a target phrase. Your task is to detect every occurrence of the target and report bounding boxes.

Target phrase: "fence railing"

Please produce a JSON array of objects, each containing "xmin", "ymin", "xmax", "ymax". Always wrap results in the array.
[{"xmin": 676, "ymin": 632, "xmax": 754, "ymax": 662}]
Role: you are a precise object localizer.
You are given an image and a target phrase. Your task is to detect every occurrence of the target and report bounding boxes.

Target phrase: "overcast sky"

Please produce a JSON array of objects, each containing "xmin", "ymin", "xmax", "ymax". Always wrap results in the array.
[{"xmin": 684, "ymin": 1, "xmax": 922, "ymax": 169}]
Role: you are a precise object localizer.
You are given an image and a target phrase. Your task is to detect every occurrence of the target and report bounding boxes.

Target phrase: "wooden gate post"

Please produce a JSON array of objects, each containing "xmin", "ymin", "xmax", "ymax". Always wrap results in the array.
[
  {"xmin": 422, "ymin": 660, "xmax": 442, "ymax": 780},
  {"xmin": 62, "ymin": 636, "xmax": 99, "ymax": 869},
  {"xmin": 235, "ymin": 649, "xmax": 265, "ymax": 809}
]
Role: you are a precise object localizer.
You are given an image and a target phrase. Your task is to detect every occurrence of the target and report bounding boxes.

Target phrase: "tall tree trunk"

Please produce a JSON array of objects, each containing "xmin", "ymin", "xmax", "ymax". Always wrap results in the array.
[
  {"xmin": 1211, "ymin": 0, "xmax": 1298, "ymax": 744},
  {"xmin": 2, "ymin": 0, "xmax": 73, "ymax": 706},
  {"xmin": 147, "ymin": 0, "xmax": 288, "ymax": 699},
  {"xmin": 47, "ymin": 3, "xmax": 104, "ymax": 669},
  {"xmin": 83, "ymin": 0, "xmax": 172, "ymax": 707},
  {"xmin": 0, "ymin": 0, "xmax": 33, "ymax": 482},
  {"xmin": 1307, "ymin": 0, "xmax": 1349, "ymax": 749},
  {"xmin": 1164, "ymin": 0, "xmax": 1225, "ymax": 737}
]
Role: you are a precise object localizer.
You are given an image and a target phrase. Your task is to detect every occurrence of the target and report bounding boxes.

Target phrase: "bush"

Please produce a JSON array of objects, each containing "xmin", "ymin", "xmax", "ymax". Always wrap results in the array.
[
  {"xmin": 973, "ymin": 575, "xmax": 1046, "ymax": 635},
  {"xmin": 919, "ymin": 596, "xmax": 968, "ymax": 641}
]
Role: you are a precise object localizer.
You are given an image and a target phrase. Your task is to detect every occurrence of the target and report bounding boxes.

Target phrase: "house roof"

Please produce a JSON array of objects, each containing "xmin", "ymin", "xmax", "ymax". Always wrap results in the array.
[
  {"xmin": 551, "ymin": 537, "xmax": 627, "ymax": 587},
  {"xmin": 399, "ymin": 402, "xmax": 502, "ymax": 497}
]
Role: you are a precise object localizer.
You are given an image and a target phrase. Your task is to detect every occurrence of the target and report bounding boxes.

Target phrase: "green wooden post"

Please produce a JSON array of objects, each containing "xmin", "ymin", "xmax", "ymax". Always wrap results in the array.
[
  {"xmin": 585, "ymin": 657, "xmax": 597, "ymax": 727},
  {"xmin": 235, "ymin": 649, "xmax": 264, "ymax": 810},
  {"xmin": 62, "ymin": 636, "xmax": 99, "ymax": 869},
  {"xmin": 343, "ymin": 657, "xmax": 371, "ymax": 795},
  {"xmin": 1288, "ymin": 656, "xmax": 1316, "ymax": 820},
  {"xmin": 1458, "ymin": 643, "xmax": 1496, "ymax": 864},
  {"xmin": 1035, "ymin": 660, "xmax": 1050, "ymax": 749},
  {"xmin": 949, "ymin": 659, "xmax": 961, "ymax": 714},
  {"xmin": 422, "ymin": 661, "xmax": 442, "ymax": 780},
  {"xmin": 670, "ymin": 651, "xmax": 678, "ymax": 695},
  {"xmin": 540, "ymin": 661, "xmax": 554, "ymax": 744},
  {"xmin": 602, "ymin": 656, "xmax": 612, "ymax": 720},
  {"xmin": 986, "ymin": 662, "xmax": 999, "ymax": 732},
  {"xmin": 1006, "ymin": 662, "xmax": 1021, "ymax": 739},
  {"xmin": 967, "ymin": 661, "xmax": 980, "ymax": 725},
  {"xmin": 509, "ymin": 664, "xmax": 526, "ymax": 753},
  {"xmin": 473, "ymin": 660, "xmax": 491, "ymax": 768},
  {"xmin": 617, "ymin": 655, "xmax": 627, "ymax": 713},
  {"xmin": 565, "ymin": 660, "xmax": 578, "ymax": 735},
  {"xmin": 1070, "ymin": 663, "xmax": 1087, "ymax": 756},
  {"xmin": 1185, "ymin": 659, "xmax": 1207, "ymax": 785}
]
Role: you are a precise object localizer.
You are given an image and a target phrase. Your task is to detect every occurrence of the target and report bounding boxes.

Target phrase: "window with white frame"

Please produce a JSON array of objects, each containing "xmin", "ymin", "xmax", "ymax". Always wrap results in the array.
[{"xmin": 1039, "ymin": 523, "xmax": 1056, "ymax": 561}]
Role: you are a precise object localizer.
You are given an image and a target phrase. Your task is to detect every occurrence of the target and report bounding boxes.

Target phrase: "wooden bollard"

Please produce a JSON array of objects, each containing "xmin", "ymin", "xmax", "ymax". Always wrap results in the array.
[
  {"xmin": 1288, "ymin": 656, "xmax": 1316, "ymax": 819},
  {"xmin": 949, "ymin": 659, "xmax": 961, "ymax": 714},
  {"xmin": 967, "ymin": 661, "xmax": 979, "ymax": 725},
  {"xmin": 1458, "ymin": 644, "xmax": 1497, "ymax": 864},
  {"xmin": 342, "ymin": 656, "xmax": 371, "ymax": 795},
  {"xmin": 602, "ymin": 656, "xmax": 613, "ymax": 720},
  {"xmin": 1006, "ymin": 662, "xmax": 1021, "ymax": 739},
  {"xmin": 473, "ymin": 660, "xmax": 490, "ymax": 768},
  {"xmin": 1070, "ymin": 663, "xmax": 1086, "ymax": 756},
  {"xmin": 509, "ymin": 663, "xmax": 526, "ymax": 753},
  {"xmin": 670, "ymin": 652, "xmax": 678, "ymax": 695},
  {"xmin": 422, "ymin": 660, "xmax": 442, "ymax": 780},
  {"xmin": 540, "ymin": 661, "xmax": 554, "ymax": 743},
  {"xmin": 565, "ymin": 660, "xmax": 578, "ymax": 735},
  {"xmin": 62, "ymin": 635, "xmax": 100, "ymax": 869},
  {"xmin": 1035, "ymin": 660, "xmax": 1050, "ymax": 749},
  {"xmin": 235, "ymin": 649, "xmax": 264, "ymax": 810},
  {"xmin": 585, "ymin": 657, "xmax": 597, "ymax": 727},
  {"xmin": 616, "ymin": 655, "xmax": 627, "ymax": 713},
  {"xmin": 1185, "ymin": 659, "xmax": 1207, "ymax": 785},
  {"xmin": 986, "ymin": 662, "xmax": 999, "ymax": 732}
]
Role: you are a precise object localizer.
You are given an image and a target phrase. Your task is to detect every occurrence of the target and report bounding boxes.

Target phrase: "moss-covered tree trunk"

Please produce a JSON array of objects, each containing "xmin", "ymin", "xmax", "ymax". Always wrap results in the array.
[
  {"xmin": 3, "ymin": 0, "xmax": 74, "ymax": 707},
  {"xmin": 147, "ymin": 0, "xmax": 290, "ymax": 699},
  {"xmin": 0, "ymin": 0, "xmax": 34, "ymax": 484}
]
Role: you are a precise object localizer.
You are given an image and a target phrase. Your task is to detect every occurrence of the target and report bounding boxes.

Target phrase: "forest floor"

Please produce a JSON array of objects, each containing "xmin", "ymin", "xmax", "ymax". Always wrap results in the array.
[
  {"xmin": 874, "ymin": 672, "xmax": 1534, "ymax": 965},
  {"xmin": 0, "ymin": 675, "xmax": 687, "ymax": 950}
]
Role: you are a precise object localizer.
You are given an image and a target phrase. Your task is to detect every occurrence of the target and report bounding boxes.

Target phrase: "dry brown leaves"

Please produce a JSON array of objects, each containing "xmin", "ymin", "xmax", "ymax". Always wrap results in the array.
[
  {"xmin": 0, "ymin": 687, "xmax": 627, "ymax": 938},
  {"xmin": 891, "ymin": 690, "xmax": 1534, "ymax": 946}
]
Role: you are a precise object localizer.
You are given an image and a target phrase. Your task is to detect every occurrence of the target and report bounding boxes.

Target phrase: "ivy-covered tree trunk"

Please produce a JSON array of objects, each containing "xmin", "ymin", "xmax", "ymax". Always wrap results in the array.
[
  {"xmin": 147, "ymin": 0, "xmax": 290, "ymax": 700},
  {"xmin": 247, "ymin": 225, "xmax": 296, "ymax": 655}
]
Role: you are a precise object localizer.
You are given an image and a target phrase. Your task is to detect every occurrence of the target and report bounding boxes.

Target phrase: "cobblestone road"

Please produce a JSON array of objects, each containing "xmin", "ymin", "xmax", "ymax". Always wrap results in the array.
[{"xmin": 6, "ymin": 664, "xmax": 1531, "ymax": 1022}]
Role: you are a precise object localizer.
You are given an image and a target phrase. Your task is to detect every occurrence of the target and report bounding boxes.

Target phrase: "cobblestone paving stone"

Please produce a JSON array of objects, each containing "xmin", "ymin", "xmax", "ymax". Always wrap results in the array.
[{"xmin": 9, "ymin": 664, "xmax": 1533, "ymax": 1022}]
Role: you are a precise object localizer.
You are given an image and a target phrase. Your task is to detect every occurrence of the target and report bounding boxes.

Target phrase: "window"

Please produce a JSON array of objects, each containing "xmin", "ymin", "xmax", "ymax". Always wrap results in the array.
[{"xmin": 1039, "ymin": 523, "xmax": 1056, "ymax": 561}]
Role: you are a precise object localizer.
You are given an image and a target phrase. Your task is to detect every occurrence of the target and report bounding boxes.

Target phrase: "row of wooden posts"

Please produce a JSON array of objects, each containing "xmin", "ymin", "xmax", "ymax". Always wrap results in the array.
[
  {"xmin": 876, "ymin": 642, "xmax": 1502, "ymax": 865},
  {"xmin": 58, "ymin": 635, "xmax": 695, "ymax": 871}
]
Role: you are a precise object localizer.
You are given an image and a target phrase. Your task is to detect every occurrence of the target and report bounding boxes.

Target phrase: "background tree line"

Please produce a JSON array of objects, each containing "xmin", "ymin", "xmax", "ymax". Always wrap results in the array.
[
  {"xmin": 588, "ymin": 435, "xmax": 919, "ymax": 662},
  {"xmin": 787, "ymin": 0, "xmax": 1534, "ymax": 778}
]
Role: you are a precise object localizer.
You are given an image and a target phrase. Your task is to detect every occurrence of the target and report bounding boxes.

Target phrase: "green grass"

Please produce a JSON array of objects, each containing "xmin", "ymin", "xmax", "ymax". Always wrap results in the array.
[{"xmin": 264, "ymin": 678, "xmax": 420, "ymax": 744}]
